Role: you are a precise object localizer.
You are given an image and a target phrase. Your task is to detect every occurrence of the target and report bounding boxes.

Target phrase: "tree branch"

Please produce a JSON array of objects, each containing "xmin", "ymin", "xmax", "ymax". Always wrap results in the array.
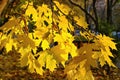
[{"xmin": 68, "ymin": 0, "xmax": 97, "ymax": 27}]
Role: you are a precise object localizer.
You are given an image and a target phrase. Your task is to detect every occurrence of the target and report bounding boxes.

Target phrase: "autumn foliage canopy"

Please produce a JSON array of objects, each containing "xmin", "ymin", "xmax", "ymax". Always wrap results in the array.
[{"xmin": 0, "ymin": 0, "xmax": 117, "ymax": 80}]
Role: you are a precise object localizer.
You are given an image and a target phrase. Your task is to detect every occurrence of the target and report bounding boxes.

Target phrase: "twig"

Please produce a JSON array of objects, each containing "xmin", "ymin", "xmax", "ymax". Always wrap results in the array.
[{"xmin": 69, "ymin": 0, "xmax": 96, "ymax": 26}]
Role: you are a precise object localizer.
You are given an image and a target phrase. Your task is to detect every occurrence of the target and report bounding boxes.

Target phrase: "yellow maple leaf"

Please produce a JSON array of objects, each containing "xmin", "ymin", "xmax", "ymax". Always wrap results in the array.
[
  {"xmin": 95, "ymin": 34, "xmax": 117, "ymax": 67},
  {"xmin": 36, "ymin": 5, "xmax": 52, "ymax": 28},
  {"xmin": 50, "ymin": 44, "xmax": 67, "ymax": 63},
  {"xmin": 28, "ymin": 52, "xmax": 36, "ymax": 73},
  {"xmin": 0, "ymin": 35, "xmax": 8, "ymax": 50},
  {"xmin": 37, "ymin": 4, "xmax": 52, "ymax": 17},
  {"xmin": 65, "ymin": 57, "xmax": 94, "ymax": 80},
  {"xmin": 58, "ymin": 16, "xmax": 69, "ymax": 31},
  {"xmin": 74, "ymin": 16, "xmax": 88, "ymax": 29},
  {"xmin": 25, "ymin": 2, "xmax": 38, "ymax": 21},
  {"xmin": 41, "ymin": 39, "xmax": 50, "ymax": 50},
  {"xmin": 37, "ymin": 51, "xmax": 47, "ymax": 69},
  {"xmin": 53, "ymin": 1, "xmax": 71, "ymax": 15},
  {"xmin": 34, "ymin": 28, "xmax": 49, "ymax": 39},
  {"xmin": 34, "ymin": 59, "xmax": 43, "ymax": 75},
  {"xmin": 28, "ymin": 33, "xmax": 42, "ymax": 47},
  {"xmin": 77, "ymin": 43, "xmax": 99, "ymax": 67},
  {"xmin": 5, "ymin": 38, "xmax": 17, "ymax": 53},
  {"xmin": 16, "ymin": 34, "xmax": 35, "ymax": 49},
  {"xmin": 54, "ymin": 31, "xmax": 74, "ymax": 43},
  {"xmin": 46, "ymin": 54, "xmax": 56, "ymax": 71},
  {"xmin": 100, "ymin": 49, "xmax": 116, "ymax": 67},
  {"xmin": 37, "ymin": 51, "xmax": 57, "ymax": 73},
  {"xmin": 96, "ymin": 34, "xmax": 117, "ymax": 50},
  {"xmin": 53, "ymin": 32, "xmax": 77, "ymax": 58},
  {"xmin": 0, "ymin": 18, "xmax": 18, "ymax": 32},
  {"xmin": 19, "ymin": 48, "xmax": 30, "ymax": 67}
]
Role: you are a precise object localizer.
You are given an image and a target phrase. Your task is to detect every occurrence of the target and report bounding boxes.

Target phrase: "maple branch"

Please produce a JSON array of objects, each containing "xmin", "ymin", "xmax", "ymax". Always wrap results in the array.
[
  {"xmin": 52, "ymin": 1, "xmax": 66, "ymax": 16},
  {"xmin": 49, "ymin": 0, "xmax": 54, "ymax": 34},
  {"xmin": 24, "ymin": 0, "xmax": 30, "ymax": 14},
  {"xmin": 52, "ymin": 1, "xmax": 99, "ymax": 40},
  {"xmin": 50, "ymin": 0, "xmax": 54, "ymax": 22},
  {"xmin": 53, "ymin": 2, "xmax": 83, "ymax": 28},
  {"xmin": 68, "ymin": 0, "xmax": 96, "ymax": 26}
]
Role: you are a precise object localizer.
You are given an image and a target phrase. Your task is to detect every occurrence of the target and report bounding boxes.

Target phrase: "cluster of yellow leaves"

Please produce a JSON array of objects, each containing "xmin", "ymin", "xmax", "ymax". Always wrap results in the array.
[
  {"xmin": 65, "ymin": 34, "xmax": 117, "ymax": 80},
  {"xmin": 0, "ymin": 18, "xmax": 21, "ymax": 53},
  {"xmin": 65, "ymin": 43, "xmax": 97, "ymax": 80},
  {"xmin": 18, "ymin": 1, "xmax": 78, "ymax": 75},
  {"xmin": 95, "ymin": 34, "xmax": 117, "ymax": 67},
  {"xmin": 54, "ymin": 1, "xmax": 71, "ymax": 15},
  {"xmin": 0, "ymin": 1, "xmax": 117, "ymax": 80}
]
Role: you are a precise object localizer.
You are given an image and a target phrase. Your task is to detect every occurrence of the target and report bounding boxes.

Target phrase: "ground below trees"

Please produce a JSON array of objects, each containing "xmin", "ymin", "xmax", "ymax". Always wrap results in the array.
[{"xmin": 0, "ymin": 51, "xmax": 120, "ymax": 80}]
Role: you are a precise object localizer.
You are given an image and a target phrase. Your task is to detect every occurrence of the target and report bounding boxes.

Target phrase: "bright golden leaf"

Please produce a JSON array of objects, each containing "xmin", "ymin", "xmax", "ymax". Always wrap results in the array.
[
  {"xmin": 19, "ymin": 48, "xmax": 30, "ymax": 67},
  {"xmin": 25, "ymin": 2, "xmax": 38, "ymax": 21},
  {"xmin": 5, "ymin": 38, "xmax": 17, "ymax": 53},
  {"xmin": 41, "ymin": 39, "xmax": 50, "ymax": 50},
  {"xmin": 96, "ymin": 34, "xmax": 117, "ymax": 50},
  {"xmin": 0, "ymin": 18, "xmax": 18, "ymax": 32},
  {"xmin": 16, "ymin": 34, "xmax": 35, "ymax": 49},
  {"xmin": 46, "ymin": 54, "xmax": 56, "ymax": 71},
  {"xmin": 50, "ymin": 44, "xmax": 67, "ymax": 62},
  {"xmin": 74, "ymin": 16, "xmax": 88, "ymax": 29},
  {"xmin": 53, "ymin": 1, "xmax": 71, "ymax": 15}
]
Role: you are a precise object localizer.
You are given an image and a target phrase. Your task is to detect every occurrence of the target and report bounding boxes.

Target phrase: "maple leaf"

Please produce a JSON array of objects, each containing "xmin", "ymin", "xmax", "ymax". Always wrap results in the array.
[
  {"xmin": 27, "ymin": 52, "xmax": 43, "ymax": 74},
  {"xmin": 54, "ymin": 31, "xmax": 74, "ymax": 43},
  {"xmin": 50, "ymin": 44, "xmax": 67, "ymax": 63},
  {"xmin": 78, "ymin": 43, "xmax": 99, "ymax": 67},
  {"xmin": 96, "ymin": 34, "xmax": 117, "ymax": 50},
  {"xmin": 28, "ymin": 53, "xmax": 36, "ymax": 73},
  {"xmin": 25, "ymin": 2, "xmax": 38, "ymax": 21},
  {"xmin": 58, "ymin": 16, "xmax": 69, "ymax": 31},
  {"xmin": 0, "ymin": 35, "xmax": 8, "ymax": 50},
  {"xmin": 16, "ymin": 34, "xmax": 35, "ymax": 49},
  {"xmin": 37, "ymin": 4, "xmax": 52, "ymax": 17},
  {"xmin": 99, "ymin": 49, "xmax": 116, "ymax": 67},
  {"xmin": 0, "ymin": 33, "xmax": 17, "ymax": 53},
  {"xmin": 36, "ymin": 4, "xmax": 52, "ymax": 28},
  {"xmin": 37, "ymin": 51, "xmax": 48, "ymax": 68},
  {"xmin": 19, "ymin": 47, "xmax": 43, "ymax": 74},
  {"xmin": 5, "ymin": 38, "xmax": 17, "ymax": 53},
  {"xmin": 45, "ymin": 54, "xmax": 56, "ymax": 71},
  {"xmin": 28, "ymin": 33, "xmax": 42, "ymax": 46},
  {"xmin": 37, "ymin": 51, "xmax": 57, "ymax": 72},
  {"xmin": 41, "ymin": 39, "xmax": 50, "ymax": 50},
  {"xmin": 65, "ymin": 57, "xmax": 94, "ymax": 80},
  {"xmin": 95, "ymin": 34, "xmax": 117, "ymax": 67},
  {"xmin": 0, "ymin": 18, "xmax": 19, "ymax": 32},
  {"xmin": 53, "ymin": 1, "xmax": 71, "ymax": 15},
  {"xmin": 74, "ymin": 16, "xmax": 88, "ymax": 29},
  {"xmin": 65, "ymin": 43, "xmax": 100, "ymax": 80},
  {"xmin": 53, "ymin": 32, "xmax": 77, "ymax": 58},
  {"xmin": 19, "ymin": 48, "xmax": 30, "ymax": 67},
  {"xmin": 34, "ymin": 28, "xmax": 49, "ymax": 39}
]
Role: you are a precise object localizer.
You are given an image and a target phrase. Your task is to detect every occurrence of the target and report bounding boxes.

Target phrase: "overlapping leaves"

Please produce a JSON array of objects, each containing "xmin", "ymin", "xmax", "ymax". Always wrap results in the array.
[{"xmin": 0, "ymin": 1, "xmax": 117, "ymax": 80}]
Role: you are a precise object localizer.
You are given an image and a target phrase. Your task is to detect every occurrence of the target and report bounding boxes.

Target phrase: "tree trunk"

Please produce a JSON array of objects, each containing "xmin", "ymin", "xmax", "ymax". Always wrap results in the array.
[
  {"xmin": 92, "ymin": 0, "xmax": 99, "ymax": 31},
  {"xmin": 107, "ymin": 0, "xmax": 113, "ymax": 24}
]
